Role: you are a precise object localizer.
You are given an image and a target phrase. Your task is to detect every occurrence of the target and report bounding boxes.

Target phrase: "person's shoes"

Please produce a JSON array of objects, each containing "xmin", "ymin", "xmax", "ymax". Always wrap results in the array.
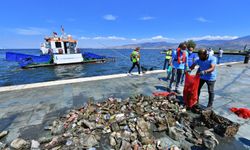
[
  {"xmin": 191, "ymin": 105, "xmax": 202, "ymax": 114},
  {"xmin": 127, "ymin": 73, "xmax": 132, "ymax": 76},
  {"xmin": 139, "ymin": 74, "xmax": 143, "ymax": 76}
]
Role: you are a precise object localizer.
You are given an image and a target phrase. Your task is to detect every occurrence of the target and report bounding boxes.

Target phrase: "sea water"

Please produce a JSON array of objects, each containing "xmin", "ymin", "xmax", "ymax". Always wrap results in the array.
[{"xmin": 0, "ymin": 49, "xmax": 245, "ymax": 86}]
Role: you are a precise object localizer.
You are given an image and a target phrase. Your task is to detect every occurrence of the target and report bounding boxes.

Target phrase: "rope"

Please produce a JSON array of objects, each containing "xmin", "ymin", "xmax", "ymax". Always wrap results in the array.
[
  {"xmin": 95, "ymin": 41, "xmax": 130, "ymax": 60},
  {"xmin": 95, "ymin": 41, "xmax": 165, "ymax": 71}
]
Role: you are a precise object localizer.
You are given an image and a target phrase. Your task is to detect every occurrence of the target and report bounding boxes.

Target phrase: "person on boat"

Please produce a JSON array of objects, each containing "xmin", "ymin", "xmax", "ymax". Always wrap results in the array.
[
  {"xmin": 190, "ymin": 49, "xmax": 217, "ymax": 110},
  {"xmin": 181, "ymin": 46, "xmax": 197, "ymax": 84},
  {"xmin": 169, "ymin": 43, "xmax": 188, "ymax": 94},
  {"xmin": 128, "ymin": 47, "xmax": 141, "ymax": 75},
  {"xmin": 162, "ymin": 49, "xmax": 172, "ymax": 70}
]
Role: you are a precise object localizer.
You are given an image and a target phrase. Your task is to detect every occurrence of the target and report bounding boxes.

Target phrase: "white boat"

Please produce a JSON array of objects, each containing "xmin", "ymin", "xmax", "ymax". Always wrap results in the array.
[{"xmin": 6, "ymin": 28, "xmax": 113, "ymax": 68}]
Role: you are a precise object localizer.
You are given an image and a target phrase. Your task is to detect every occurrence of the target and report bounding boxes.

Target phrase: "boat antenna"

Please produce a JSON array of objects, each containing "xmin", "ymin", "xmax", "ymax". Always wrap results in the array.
[{"xmin": 61, "ymin": 25, "xmax": 66, "ymax": 38}]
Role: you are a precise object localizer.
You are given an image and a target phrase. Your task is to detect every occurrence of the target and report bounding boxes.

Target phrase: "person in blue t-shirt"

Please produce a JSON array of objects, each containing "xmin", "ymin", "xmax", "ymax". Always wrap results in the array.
[
  {"xmin": 169, "ymin": 43, "xmax": 189, "ymax": 94},
  {"xmin": 181, "ymin": 46, "xmax": 197, "ymax": 84},
  {"xmin": 190, "ymin": 49, "xmax": 217, "ymax": 109}
]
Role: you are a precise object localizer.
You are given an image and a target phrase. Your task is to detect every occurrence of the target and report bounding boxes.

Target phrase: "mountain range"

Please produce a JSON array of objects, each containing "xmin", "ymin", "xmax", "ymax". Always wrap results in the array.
[{"xmin": 112, "ymin": 35, "xmax": 250, "ymax": 50}]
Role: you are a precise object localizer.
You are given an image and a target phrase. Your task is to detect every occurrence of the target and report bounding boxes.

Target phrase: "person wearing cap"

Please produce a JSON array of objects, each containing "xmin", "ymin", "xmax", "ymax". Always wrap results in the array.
[
  {"xmin": 128, "ymin": 47, "xmax": 141, "ymax": 75},
  {"xmin": 190, "ymin": 49, "xmax": 217, "ymax": 109},
  {"xmin": 169, "ymin": 43, "xmax": 189, "ymax": 94}
]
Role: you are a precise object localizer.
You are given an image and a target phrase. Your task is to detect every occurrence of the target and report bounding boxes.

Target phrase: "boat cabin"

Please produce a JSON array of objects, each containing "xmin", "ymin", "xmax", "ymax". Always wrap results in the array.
[{"xmin": 40, "ymin": 35, "xmax": 79, "ymax": 55}]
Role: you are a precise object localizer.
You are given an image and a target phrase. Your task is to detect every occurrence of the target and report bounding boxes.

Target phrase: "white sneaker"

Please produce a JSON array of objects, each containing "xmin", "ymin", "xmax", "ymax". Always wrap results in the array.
[
  {"xmin": 127, "ymin": 73, "xmax": 132, "ymax": 76},
  {"xmin": 139, "ymin": 74, "xmax": 143, "ymax": 76}
]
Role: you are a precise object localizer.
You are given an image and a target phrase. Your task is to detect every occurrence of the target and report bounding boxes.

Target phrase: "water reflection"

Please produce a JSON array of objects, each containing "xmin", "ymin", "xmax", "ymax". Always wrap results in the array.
[{"xmin": 53, "ymin": 64, "xmax": 86, "ymax": 79}]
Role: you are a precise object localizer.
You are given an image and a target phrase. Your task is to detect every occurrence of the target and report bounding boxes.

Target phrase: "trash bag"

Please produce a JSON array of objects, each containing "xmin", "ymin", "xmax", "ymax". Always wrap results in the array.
[
  {"xmin": 153, "ymin": 92, "xmax": 169, "ymax": 97},
  {"xmin": 152, "ymin": 91, "xmax": 176, "ymax": 97},
  {"xmin": 230, "ymin": 107, "xmax": 250, "ymax": 119},
  {"xmin": 183, "ymin": 73, "xmax": 200, "ymax": 108}
]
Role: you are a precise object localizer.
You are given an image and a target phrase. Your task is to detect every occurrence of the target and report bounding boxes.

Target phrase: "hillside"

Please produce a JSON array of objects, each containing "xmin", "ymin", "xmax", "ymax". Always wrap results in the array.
[{"xmin": 112, "ymin": 35, "xmax": 250, "ymax": 50}]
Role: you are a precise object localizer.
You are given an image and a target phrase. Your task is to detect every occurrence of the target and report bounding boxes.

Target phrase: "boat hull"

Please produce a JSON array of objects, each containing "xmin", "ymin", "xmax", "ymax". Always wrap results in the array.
[
  {"xmin": 53, "ymin": 54, "xmax": 83, "ymax": 64},
  {"xmin": 21, "ymin": 59, "xmax": 107, "ymax": 68},
  {"xmin": 6, "ymin": 52, "xmax": 115, "ymax": 68}
]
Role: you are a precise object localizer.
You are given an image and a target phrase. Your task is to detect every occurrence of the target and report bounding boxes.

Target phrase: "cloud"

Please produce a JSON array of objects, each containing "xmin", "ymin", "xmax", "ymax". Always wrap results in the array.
[
  {"xmin": 196, "ymin": 17, "xmax": 210, "ymax": 23},
  {"xmin": 80, "ymin": 35, "xmax": 175, "ymax": 43},
  {"xmin": 14, "ymin": 27, "xmax": 48, "ymax": 35},
  {"xmin": 187, "ymin": 35, "xmax": 239, "ymax": 41},
  {"xmin": 93, "ymin": 36, "xmax": 126, "ymax": 40},
  {"xmin": 151, "ymin": 35, "xmax": 169, "ymax": 41},
  {"xmin": 136, "ymin": 35, "xmax": 175, "ymax": 42},
  {"xmin": 80, "ymin": 36, "xmax": 90, "ymax": 40},
  {"xmin": 80, "ymin": 36, "xmax": 126, "ymax": 41},
  {"xmin": 139, "ymin": 16, "xmax": 155, "ymax": 21},
  {"xmin": 103, "ymin": 14, "xmax": 117, "ymax": 21}
]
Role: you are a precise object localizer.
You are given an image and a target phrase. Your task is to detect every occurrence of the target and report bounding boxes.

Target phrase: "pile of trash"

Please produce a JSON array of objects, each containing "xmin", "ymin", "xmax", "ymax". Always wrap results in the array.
[{"xmin": 0, "ymin": 94, "xmax": 240, "ymax": 150}]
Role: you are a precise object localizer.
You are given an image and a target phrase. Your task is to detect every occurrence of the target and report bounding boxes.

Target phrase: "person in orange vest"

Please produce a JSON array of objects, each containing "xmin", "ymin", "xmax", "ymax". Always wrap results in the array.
[{"xmin": 169, "ymin": 43, "xmax": 189, "ymax": 94}]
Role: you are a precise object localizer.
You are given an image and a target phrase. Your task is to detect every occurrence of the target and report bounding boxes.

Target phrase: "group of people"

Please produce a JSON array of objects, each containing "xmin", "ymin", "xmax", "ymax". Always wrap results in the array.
[{"xmin": 128, "ymin": 43, "xmax": 219, "ymax": 110}]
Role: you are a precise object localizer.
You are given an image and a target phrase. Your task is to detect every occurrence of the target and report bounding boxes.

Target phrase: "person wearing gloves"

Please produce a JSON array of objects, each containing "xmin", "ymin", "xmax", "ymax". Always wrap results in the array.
[
  {"xmin": 181, "ymin": 46, "xmax": 197, "ymax": 84},
  {"xmin": 169, "ymin": 42, "xmax": 189, "ymax": 94},
  {"xmin": 190, "ymin": 49, "xmax": 217, "ymax": 110}
]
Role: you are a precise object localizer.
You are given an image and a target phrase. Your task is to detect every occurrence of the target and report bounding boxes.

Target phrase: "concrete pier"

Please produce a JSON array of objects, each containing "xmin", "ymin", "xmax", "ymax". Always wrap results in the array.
[{"xmin": 0, "ymin": 62, "xmax": 249, "ymax": 149}]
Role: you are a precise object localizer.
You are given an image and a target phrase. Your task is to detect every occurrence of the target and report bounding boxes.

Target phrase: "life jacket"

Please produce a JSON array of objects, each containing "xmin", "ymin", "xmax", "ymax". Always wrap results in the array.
[
  {"xmin": 131, "ymin": 51, "xmax": 139, "ymax": 63},
  {"xmin": 177, "ymin": 48, "xmax": 186, "ymax": 64},
  {"xmin": 165, "ymin": 50, "xmax": 172, "ymax": 59}
]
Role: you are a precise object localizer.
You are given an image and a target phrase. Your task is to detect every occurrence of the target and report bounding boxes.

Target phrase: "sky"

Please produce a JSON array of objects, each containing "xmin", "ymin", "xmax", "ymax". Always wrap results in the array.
[{"xmin": 0, "ymin": 0, "xmax": 249, "ymax": 48}]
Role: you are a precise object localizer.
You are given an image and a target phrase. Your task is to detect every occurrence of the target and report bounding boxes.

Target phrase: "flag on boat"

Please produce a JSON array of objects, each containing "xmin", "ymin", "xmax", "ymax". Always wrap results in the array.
[{"xmin": 53, "ymin": 32, "xmax": 58, "ymax": 36}]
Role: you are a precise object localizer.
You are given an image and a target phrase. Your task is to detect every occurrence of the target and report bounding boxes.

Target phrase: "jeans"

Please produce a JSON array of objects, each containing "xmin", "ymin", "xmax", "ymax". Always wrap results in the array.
[
  {"xmin": 217, "ymin": 57, "xmax": 222, "ymax": 64},
  {"xmin": 181, "ymin": 72, "xmax": 185, "ymax": 84},
  {"xmin": 163, "ymin": 59, "xmax": 170, "ymax": 70},
  {"xmin": 198, "ymin": 79, "xmax": 216, "ymax": 107},
  {"xmin": 129, "ymin": 62, "xmax": 141, "ymax": 74},
  {"xmin": 169, "ymin": 68, "xmax": 183, "ymax": 90}
]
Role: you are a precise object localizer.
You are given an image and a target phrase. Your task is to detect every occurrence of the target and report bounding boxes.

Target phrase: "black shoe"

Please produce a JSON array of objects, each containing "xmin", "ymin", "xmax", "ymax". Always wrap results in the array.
[{"xmin": 191, "ymin": 104, "xmax": 202, "ymax": 114}]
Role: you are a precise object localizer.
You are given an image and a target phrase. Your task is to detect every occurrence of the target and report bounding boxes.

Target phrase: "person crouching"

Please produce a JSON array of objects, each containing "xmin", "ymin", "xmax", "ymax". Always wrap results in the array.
[{"xmin": 190, "ymin": 49, "xmax": 217, "ymax": 110}]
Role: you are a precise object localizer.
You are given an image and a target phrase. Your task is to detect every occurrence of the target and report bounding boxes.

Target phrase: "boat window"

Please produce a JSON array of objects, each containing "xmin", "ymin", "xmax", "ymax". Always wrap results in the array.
[
  {"xmin": 55, "ymin": 42, "xmax": 62, "ymax": 48},
  {"xmin": 69, "ymin": 42, "xmax": 76, "ymax": 48},
  {"xmin": 45, "ymin": 42, "xmax": 51, "ymax": 48},
  {"xmin": 69, "ymin": 42, "xmax": 76, "ymax": 53}
]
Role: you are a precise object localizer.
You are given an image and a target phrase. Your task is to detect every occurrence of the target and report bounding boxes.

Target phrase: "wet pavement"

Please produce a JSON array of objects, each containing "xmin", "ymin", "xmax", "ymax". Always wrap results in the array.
[{"xmin": 0, "ymin": 63, "xmax": 249, "ymax": 149}]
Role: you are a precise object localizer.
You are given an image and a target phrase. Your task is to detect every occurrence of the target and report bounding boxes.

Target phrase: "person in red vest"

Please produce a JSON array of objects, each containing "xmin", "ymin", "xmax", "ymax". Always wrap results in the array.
[{"xmin": 169, "ymin": 42, "xmax": 189, "ymax": 94}]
